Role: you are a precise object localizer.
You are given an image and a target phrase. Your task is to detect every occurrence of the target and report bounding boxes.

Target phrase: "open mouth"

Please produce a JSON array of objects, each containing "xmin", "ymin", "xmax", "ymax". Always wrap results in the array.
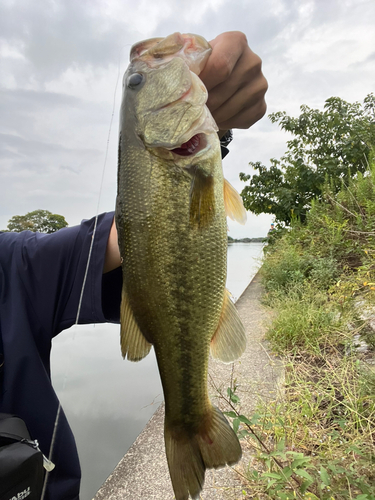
[{"xmin": 170, "ymin": 134, "xmax": 204, "ymax": 157}]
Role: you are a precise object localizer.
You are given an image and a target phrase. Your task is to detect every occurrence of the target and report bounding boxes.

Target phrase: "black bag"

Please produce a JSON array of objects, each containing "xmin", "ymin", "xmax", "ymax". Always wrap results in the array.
[{"xmin": 0, "ymin": 413, "xmax": 53, "ymax": 500}]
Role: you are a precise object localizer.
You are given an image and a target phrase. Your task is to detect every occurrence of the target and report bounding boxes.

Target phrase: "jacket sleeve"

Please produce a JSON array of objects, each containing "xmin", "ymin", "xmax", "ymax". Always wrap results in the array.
[{"xmin": 2, "ymin": 212, "xmax": 121, "ymax": 338}]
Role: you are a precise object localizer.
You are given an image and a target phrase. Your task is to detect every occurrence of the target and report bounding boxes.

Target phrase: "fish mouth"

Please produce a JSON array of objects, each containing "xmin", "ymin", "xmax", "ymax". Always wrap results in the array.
[{"xmin": 170, "ymin": 134, "xmax": 206, "ymax": 157}]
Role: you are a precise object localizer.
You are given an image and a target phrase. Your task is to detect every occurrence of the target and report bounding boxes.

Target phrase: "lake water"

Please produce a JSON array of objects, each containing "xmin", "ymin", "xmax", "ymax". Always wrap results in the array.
[{"xmin": 50, "ymin": 242, "xmax": 264, "ymax": 499}]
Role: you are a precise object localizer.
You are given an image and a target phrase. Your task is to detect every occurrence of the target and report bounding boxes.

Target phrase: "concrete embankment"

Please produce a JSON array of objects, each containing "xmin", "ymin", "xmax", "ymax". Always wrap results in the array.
[{"xmin": 94, "ymin": 272, "xmax": 284, "ymax": 500}]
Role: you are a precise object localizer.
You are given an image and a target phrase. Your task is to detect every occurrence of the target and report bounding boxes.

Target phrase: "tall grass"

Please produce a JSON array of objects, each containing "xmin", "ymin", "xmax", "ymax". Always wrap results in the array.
[{"xmin": 224, "ymin": 159, "xmax": 375, "ymax": 499}]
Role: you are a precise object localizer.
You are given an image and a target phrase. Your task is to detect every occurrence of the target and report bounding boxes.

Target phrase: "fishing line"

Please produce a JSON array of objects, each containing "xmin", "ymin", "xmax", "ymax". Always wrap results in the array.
[{"xmin": 41, "ymin": 44, "xmax": 128, "ymax": 499}]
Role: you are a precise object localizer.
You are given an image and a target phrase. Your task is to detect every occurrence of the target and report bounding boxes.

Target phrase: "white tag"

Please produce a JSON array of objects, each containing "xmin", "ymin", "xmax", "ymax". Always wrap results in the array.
[
  {"xmin": 29, "ymin": 439, "xmax": 55, "ymax": 472},
  {"xmin": 42, "ymin": 454, "xmax": 55, "ymax": 472}
]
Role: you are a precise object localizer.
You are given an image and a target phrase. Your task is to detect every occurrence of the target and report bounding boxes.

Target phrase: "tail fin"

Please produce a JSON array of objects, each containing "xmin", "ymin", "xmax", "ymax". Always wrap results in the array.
[{"xmin": 164, "ymin": 406, "xmax": 241, "ymax": 500}]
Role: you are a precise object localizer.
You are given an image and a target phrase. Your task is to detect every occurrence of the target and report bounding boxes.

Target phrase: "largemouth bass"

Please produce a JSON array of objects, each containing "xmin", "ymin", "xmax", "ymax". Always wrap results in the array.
[{"xmin": 116, "ymin": 32, "xmax": 247, "ymax": 500}]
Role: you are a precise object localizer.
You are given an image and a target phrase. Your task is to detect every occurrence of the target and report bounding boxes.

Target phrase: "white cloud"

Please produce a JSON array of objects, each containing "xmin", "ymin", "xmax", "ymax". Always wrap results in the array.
[{"xmin": 0, "ymin": 0, "xmax": 374, "ymax": 235}]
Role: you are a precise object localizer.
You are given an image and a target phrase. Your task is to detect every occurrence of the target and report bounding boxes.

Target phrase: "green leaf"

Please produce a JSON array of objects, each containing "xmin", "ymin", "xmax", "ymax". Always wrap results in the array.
[
  {"xmin": 320, "ymin": 466, "xmax": 330, "ymax": 486},
  {"xmin": 270, "ymin": 450, "xmax": 287, "ymax": 460},
  {"xmin": 327, "ymin": 463, "xmax": 337, "ymax": 474},
  {"xmin": 238, "ymin": 415, "xmax": 252, "ymax": 425},
  {"xmin": 227, "ymin": 388, "xmax": 240, "ymax": 404},
  {"xmin": 223, "ymin": 411, "xmax": 237, "ymax": 418},
  {"xmin": 264, "ymin": 459, "xmax": 272, "ymax": 469},
  {"xmin": 294, "ymin": 469, "xmax": 314, "ymax": 482},
  {"xmin": 299, "ymin": 480, "xmax": 311, "ymax": 494},
  {"xmin": 276, "ymin": 494, "xmax": 288, "ymax": 500},
  {"xmin": 249, "ymin": 412, "xmax": 261, "ymax": 424},
  {"xmin": 291, "ymin": 458, "xmax": 311, "ymax": 469},
  {"xmin": 262, "ymin": 472, "xmax": 282, "ymax": 480},
  {"xmin": 230, "ymin": 394, "xmax": 240, "ymax": 403},
  {"xmin": 286, "ymin": 451, "xmax": 304, "ymax": 457},
  {"xmin": 347, "ymin": 445, "xmax": 365, "ymax": 456},
  {"xmin": 277, "ymin": 437, "xmax": 286, "ymax": 451},
  {"xmin": 335, "ymin": 466, "xmax": 346, "ymax": 474},
  {"xmin": 281, "ymin": 466, "xmax": 293, "ymax": 479},
  {"xmin": 266, "ymin": 479, "xmax": 278, "ymax": 490},
  {"xmin": 233, "ymin": 418, "xmax": 240, "ymax": 434}
]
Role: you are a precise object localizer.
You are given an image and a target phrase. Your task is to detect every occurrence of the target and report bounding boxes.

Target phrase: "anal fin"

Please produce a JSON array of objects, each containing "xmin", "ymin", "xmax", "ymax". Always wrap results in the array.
[
  {"xmin": 210, "ymin": 289, "xmax": 246, "ymax": 363},
  {"xmin": 120, "ymin": 287, "xmax": 152, "ymax": 361}
]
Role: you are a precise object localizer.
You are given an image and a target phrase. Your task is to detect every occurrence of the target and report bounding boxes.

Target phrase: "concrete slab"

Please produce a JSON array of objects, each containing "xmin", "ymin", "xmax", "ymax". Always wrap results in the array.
[{"xmin": 94, "ymin": 272, "xmax": 284, "ymax": 500}]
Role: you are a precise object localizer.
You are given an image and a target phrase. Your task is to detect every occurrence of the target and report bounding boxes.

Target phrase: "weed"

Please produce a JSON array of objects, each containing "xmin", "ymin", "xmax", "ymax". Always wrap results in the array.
[
  {"xmin": 220, "ymin": 356, "xmax": 375, "ymax": 500},
  {"xmin": 265, "ymin": 287, "xmax": 343, "ymax": 355},
  {"xmin": 225, "ymin": 160, "xmax": 375, "ymax": 499}
]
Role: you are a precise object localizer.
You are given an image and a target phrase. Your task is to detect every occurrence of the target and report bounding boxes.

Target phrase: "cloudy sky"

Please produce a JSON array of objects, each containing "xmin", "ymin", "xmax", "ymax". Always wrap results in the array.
[{"xmin": 0, "ymin": 0, "xmax": 374, "ymax": 238}]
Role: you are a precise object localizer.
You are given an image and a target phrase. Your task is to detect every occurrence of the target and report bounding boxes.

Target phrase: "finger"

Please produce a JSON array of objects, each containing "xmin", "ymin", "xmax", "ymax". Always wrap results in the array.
[
  {"xmin": 212, "ymin": 81, "xmax": 268, "ymax": 130},
  {"xmin": 199, "ymin": 32, "xmax": 247, "ymax": 91},
  {"xmin": 212, "ymin": 71, "xmax": 268, "ymax": 125},
  {"xmin": 217, "ymin": 100, "xmax": 267, "ymax": 131},
  {"xmin": 206, "ymin": 49, "xmax": 264, "ymax": 113}
]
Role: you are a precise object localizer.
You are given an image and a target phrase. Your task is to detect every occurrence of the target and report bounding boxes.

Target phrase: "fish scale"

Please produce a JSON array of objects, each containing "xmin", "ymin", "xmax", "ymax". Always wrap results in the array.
[{"xmin": 116, "ymin": 32, "xmax": 247, "ymax": 500}]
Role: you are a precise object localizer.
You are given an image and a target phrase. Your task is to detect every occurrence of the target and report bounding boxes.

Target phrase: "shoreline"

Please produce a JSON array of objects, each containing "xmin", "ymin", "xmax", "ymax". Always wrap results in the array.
[{"xmin": 228, "ymin": 237, "xmax": 265, "ymax": 243}]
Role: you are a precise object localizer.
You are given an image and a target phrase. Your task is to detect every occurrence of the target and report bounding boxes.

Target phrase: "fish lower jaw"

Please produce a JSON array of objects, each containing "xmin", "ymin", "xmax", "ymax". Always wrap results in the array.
[
  {"xmin": 168, "ymin": 133, "xmax": 208, "ymax": 157},
  {"xmin": 146, "ymin": 132, "xmax": 215, "ymax": 161}
]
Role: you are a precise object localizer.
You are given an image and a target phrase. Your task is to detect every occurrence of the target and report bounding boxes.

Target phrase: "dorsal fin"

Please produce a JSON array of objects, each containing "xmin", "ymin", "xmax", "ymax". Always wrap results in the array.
[{"xmin": 224, "ymin": 179, "xmax": 247, "ymax": 225}]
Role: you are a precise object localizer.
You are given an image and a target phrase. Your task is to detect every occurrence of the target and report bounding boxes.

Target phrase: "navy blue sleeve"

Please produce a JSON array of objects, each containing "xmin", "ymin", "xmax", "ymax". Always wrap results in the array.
[
  {"xmin": 2, "ymin": 212, "xmax": 120, "ymax": 338},
  {"xmin": 0, "ymin": 212, "xmax": 122, "ymax": 500}
]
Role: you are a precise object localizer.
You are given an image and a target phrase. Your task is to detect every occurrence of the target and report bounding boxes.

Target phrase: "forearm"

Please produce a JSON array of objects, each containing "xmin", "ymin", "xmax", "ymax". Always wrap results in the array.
[{"xmin": 103, "ymin": 218, "xmax": 121, "ymax": 273}]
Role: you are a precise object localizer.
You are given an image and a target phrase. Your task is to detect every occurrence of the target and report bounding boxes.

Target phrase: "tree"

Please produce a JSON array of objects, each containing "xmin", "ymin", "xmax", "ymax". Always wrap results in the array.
[
  {"xmin": 240, "ymin": 93, "xmax": 375, "ymax": 225},
  {"xmin": 5, "ymin": 210, "xmax": 68, "ymax": 233}
]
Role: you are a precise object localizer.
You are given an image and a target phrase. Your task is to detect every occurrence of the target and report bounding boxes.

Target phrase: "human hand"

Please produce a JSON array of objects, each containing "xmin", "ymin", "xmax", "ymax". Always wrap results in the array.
[{"xmin": 199, "ymin": 31, "xmax": 268, "ymax": 134}]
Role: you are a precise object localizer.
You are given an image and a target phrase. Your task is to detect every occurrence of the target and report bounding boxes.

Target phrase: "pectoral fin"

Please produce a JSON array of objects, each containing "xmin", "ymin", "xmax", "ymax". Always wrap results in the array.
[
  {"xmin": 210, "ymin": 290, "xmax": 246, "ymax": 363},
  {"xmin": 224, "ymin": 178, "xmax": 247, "ymax": 225},
  {"xmin": 189, "ymin": 165, "xmax": 215, "ymax": 228},
  {"xmin": 120, "ymin": 287, "xmax": 152, "ymax": 361}
]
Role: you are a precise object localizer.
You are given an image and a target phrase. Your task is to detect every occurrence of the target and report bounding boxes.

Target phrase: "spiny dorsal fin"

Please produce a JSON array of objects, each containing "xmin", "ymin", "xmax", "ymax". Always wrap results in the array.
[
  {"xmin": 210, "ymin": 289, "xmax": 246, "ymax": 363},
  {"xmin": 120, "ymin": 287, "xmax": 152, "ymax": 361},
  {"xmin": 224, "ymin": 178, "xmax": 247, "ymax": 225}
]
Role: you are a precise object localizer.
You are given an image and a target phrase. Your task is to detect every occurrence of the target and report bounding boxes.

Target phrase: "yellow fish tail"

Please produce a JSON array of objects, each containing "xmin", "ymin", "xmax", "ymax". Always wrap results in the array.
[{"xmin": 165, "ymin": 406, "xmax": 241, "ymax": 500}]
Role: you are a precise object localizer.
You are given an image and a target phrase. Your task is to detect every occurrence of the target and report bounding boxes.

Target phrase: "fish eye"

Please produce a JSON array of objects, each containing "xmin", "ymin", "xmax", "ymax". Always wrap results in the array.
[{"xmin": 127, "ymin": 73, "xmax": 144, "ymax": 89}]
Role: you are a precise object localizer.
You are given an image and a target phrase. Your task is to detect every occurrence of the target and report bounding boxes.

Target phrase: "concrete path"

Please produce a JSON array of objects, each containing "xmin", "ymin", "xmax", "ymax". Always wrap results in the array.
[{"xmin": 94, "ymin": 273, "xmax": 284, "ymax": 500}]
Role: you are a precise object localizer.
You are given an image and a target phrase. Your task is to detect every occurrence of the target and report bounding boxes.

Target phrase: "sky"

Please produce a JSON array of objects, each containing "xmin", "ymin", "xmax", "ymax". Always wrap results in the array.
[{"xmin": 0, "ymin": 0, "xmax": 374, "ymax": 238}]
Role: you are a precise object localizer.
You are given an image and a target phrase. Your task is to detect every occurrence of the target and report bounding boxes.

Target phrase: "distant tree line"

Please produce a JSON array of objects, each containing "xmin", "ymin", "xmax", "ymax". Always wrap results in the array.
[
  {"xmin": 2, "ymin": 209, "xmax": 68, "ymax": 233},
  {"xmin": 227, "ymin": 236, "xmax": 265, "ymax": 243}
]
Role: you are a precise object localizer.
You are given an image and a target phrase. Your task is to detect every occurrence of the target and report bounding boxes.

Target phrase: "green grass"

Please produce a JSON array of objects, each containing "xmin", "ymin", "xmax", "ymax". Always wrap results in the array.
[
  {"xmin": 223, "ymin": 159, "xmax": 375, "ymax": 499},
  {"xmin": 242, "ymin": 352, "xmax": 375, "ymax": 499},
  {"xmin": 265, "ymin": 287, "xmax": 343, "ymax": 355},
  {"xmin": 222, "ymin": 348, "xmax": 375, "ymax": 499}
]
